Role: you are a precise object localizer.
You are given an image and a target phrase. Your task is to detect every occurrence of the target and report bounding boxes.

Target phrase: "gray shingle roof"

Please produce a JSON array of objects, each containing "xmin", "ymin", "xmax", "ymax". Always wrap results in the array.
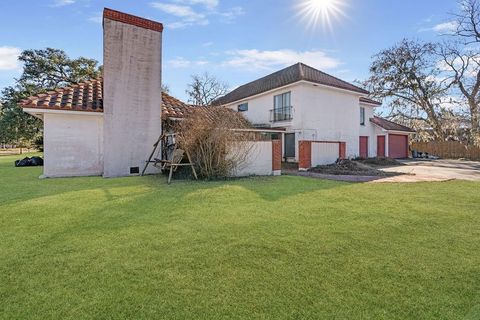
[
  {"xmin": 370, "ymin": 116, "xmax": 415, "ymax": 132},
  {"xmin": 213, "ymin": 63, "xmax": 369, "ymax": 105}
]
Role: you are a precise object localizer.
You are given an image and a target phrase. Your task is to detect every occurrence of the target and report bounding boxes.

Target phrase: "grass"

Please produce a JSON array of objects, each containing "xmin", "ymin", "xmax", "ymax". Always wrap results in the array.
[{"xmin": 1, "ymin": 154, "xmax": 480, "ymax": 319}]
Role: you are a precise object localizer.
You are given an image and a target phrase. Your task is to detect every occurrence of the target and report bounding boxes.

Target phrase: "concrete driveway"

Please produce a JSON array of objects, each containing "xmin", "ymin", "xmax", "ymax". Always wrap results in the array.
[{"xmin": 377, "ymin": 159, "xmax": 480, "ymax": 182}]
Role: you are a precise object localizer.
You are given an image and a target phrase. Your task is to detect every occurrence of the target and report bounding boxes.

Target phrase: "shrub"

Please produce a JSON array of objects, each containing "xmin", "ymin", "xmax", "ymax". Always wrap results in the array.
[{"xmin": 175, "ymin": 107, "xmax": 253, "ymax": 179}]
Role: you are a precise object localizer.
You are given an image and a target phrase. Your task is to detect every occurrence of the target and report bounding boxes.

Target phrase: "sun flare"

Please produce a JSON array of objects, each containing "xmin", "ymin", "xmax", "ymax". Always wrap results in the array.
[{"xmin": 296, "ymin": 0, "xmax": 347, "ymax": 32}]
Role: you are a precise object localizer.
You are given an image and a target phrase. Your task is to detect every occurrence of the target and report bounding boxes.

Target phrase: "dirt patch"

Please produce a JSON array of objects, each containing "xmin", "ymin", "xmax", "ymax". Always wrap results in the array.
[
  {"xmin": 309, "ymin": 159, "xmax": 401, "ymax": 176},
  {"xmin": 282, "ymin": 162, "xmax": 299, "ymax": 171}
]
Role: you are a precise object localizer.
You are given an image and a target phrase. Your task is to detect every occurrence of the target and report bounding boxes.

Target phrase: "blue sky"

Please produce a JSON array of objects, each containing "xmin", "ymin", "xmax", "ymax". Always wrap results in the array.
[{"xmin": 0, "ymin": 0, "xmax": 460, "ymax": 101}]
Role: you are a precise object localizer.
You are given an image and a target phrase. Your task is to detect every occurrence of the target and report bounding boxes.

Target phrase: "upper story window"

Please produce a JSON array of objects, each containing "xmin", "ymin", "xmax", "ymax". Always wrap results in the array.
[
  {"xmin": 238, "ymin": 103, "xmax": 248, "ymax": 112},
  {"xmin": 360, "ymin": 107, "xmax": 365, "ymax": 126},
  {"xmin": 271, "ymin": 92, "xmax": 292, "ymax": 122},
  {"xmin": 274, "ymin": 92, "xmax": 291, "ymax": 110}
]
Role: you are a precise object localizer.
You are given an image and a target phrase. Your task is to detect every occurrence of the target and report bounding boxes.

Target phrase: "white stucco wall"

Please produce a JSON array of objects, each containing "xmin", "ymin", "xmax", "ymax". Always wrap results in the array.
[
  {"xmin": 103, "ymin": 18, "xmax": 162, "ymax": 177},
  {"xmin": 232, "ymin": 141, "xmax": 273, "ymax": 177},
  {"xmin": 43, "ymin": 112, "xmax": 103, "ymax": 178},
  {"xmin": 225, "ymin": 84, "xmax": 302, "ymax": 127},
  {"xmin": 359, "ymin": 102, "xmax": 384, "ymax": 157},
  {"xmin": 225, "ymin": 81, "xmax": 382, "ymax": 160}
]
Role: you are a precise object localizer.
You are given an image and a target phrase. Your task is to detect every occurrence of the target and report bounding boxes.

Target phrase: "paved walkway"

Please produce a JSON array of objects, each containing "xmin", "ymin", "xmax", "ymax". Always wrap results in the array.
[
  {"xmin": 284, "ymin": 159, "xmax": 480, "ymax": 183},
  {"xmin": 378, "ymin": 159, "xmax": 480, "ymax": 182}
]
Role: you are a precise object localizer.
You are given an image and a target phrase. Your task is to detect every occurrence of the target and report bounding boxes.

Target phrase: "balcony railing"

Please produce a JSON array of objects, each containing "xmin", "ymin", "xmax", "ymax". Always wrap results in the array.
[{"xmin": 270, "ymin": 106, "xmax": 293, "ymax": 122}]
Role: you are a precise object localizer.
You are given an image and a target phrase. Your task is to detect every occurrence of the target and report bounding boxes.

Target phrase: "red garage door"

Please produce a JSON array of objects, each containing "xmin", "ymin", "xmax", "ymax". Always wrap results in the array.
[
  {"xmin": 377, "ymin": 136, "xmax": 386, "ymax": 157},
  {"xmin": 388, "ymin": 134, "xmax": 408, "ymax": 159},
  {"xmin": 359, "ymin": 136, "xmax": 369, "ymax": 158}
]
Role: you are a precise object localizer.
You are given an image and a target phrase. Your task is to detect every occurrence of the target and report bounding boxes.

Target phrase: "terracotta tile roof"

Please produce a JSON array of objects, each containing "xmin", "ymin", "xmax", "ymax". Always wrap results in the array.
[
  {"xmin": 103, "ymin": 8, "xmax": 163, "ymax": 32},
  {"xmin": 370, "ymin": 116, "xmax": 415, "ymax": 132},
  {"xmin": 20, "ymin": 78, "xmax": 104, "ymax": 112},
  {"xmin": 360, "ymin": 97, "xmax": 382, "ymax": 105},
  {"xmin": 161, "ymin": 93, "xmax": 195, "ymax": 119},
  {"xmin": 213, "ymin": 63, "xmax": 369, "ymax": 106},
  {"xmin": 20, "ymin": 79, "xmax": 195, "ymax": 119}
]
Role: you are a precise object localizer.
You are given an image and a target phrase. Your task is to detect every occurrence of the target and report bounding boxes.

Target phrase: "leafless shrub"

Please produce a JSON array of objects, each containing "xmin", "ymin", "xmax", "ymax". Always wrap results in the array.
[{"xmin": 175, "ymin": 107, "xmax": 253, "ymax": 179}]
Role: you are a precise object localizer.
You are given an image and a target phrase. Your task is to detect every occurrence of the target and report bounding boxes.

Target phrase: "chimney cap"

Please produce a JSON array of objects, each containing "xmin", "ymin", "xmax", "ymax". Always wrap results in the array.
[{"xmin": 103, "ymin": 8, "xmax": 163, "ymax": 33}]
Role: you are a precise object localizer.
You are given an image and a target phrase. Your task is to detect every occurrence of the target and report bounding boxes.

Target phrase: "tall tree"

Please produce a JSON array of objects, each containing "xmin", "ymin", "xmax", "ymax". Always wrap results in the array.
[
  {"xmin": 0, "ymin": 48, "xmax": 101, "ymax": 147},
  {"xmin": 18, "ymin": 48, "xmax": 101, "ymax": 89},
  {"xmin": 364, "ymin": 39, "xmax": 451, "ymax": 140},
  {"xmin": 185, "ymin": 72, "xmax": 228, "ymax": 106},
  {"xmin": 0, "ymin": 84, "xmax": 43, "ymax": 148},
  {"xmin": 439, "ymin": 0, "xmax": 480, "ymax": 145}
]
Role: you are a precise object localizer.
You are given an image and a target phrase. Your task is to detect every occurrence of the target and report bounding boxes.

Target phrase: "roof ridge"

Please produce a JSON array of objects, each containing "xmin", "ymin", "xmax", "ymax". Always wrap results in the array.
[
  {"xmin": 214, "ymin": 62, "xmax": 369, "ymax": 105},
  {"xmin": 300, "ymin": 62, "xmax": 368, "ymax": 94},
  {"xmin": 298, "ymin": 62, "xmax": 305, "ymax": 78}
]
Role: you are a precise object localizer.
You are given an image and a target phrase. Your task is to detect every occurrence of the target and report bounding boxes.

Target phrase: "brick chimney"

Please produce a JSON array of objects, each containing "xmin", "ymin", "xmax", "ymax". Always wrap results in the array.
[{"xmin": 102, "ymin": 8, "xmax": 163, "ymax": 177}]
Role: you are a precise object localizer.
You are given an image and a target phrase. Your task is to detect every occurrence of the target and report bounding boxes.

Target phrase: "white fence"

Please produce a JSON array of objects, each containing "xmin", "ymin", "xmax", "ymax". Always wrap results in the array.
[
  {"xmin": 232, "ymin": 141, "xmax": 274, "ymax": 177},
  {"xmin": 311, "ymin": 142, "xmax": 340, "ymax": 166}
]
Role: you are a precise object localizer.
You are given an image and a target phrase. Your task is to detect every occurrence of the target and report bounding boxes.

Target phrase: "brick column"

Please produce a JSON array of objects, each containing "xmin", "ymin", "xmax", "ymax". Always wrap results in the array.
[
  {"xmin": 272, "ymin": 139, "xmax": 282, "ymax": 176},
  {"xmin": 298, "ymin": 140, "xmax": 312, "ymax": 171},
  {"xmin": 339, "ymin": 142, "xmax": 346, "ymax": 159}
]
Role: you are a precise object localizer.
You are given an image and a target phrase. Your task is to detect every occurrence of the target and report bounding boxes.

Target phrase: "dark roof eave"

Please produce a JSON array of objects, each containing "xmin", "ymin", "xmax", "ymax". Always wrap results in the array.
[
  {"xmin": 370, "ymin": 117, "xmax": 416, "ymax": 133},
  {"xmin": 360, "ymin": 97, "xmax": 382, "ymax": 106}
]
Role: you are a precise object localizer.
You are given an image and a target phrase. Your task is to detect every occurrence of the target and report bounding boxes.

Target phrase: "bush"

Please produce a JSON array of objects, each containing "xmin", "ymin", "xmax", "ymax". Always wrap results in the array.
[
  {"xmin": 175, "ymin": 107, "xmax": 253, "ymax": 179},
  {"xmin": 33, "ymin": 135, "xmax": 43, "ymax": 152}
]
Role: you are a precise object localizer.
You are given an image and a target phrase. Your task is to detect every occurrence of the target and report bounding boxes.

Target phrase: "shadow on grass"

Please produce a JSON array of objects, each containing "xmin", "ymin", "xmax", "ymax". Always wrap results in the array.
[{"xmin": 0, "ymin": 153, "xmax": 350, "ymax": 210}]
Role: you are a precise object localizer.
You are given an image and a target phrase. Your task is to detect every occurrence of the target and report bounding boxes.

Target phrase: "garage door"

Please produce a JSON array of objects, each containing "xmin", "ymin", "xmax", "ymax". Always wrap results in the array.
[
  {"xmin": 377, "ymin": 136, "xmax": 386, "ymax": 157},
  {"xmin": 389, "ymin": 134, "xmax": 408, "ymax": 158},
  {"xmin": 311, "ymin": 142, "xmax": 340, "ymax": 166},
  {"xmin": 359, "ymin": 136, "xmax": 369, "ymax": 158}
]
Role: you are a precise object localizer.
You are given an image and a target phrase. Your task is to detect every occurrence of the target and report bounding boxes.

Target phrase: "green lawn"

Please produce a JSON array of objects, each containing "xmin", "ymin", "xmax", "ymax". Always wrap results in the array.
[{"xmin": 1, "ymin": 154, "xmax": 480, "ymax": 319}]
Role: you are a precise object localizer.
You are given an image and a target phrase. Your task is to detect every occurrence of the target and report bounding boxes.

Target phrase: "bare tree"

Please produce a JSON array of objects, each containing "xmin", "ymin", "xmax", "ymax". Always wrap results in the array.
[
  {"xmin": 452, "ymin": 0, "xmax": 480, "ymax": 43},
  {"xmin": 439, "ymin": 44, "xmax": 480, "ymax": 144},
  {"xmin": 186, "ymin": 72, "xmax": 228, "ymax": 106},
  {"xmin": 175, "ymin": 107, "xmax": 252, "ymax": 179},
  {"xmin": 161, "ymin": 84, "xmax": 170, "ymax": 93},
  {"xmin": 439, "ymin": 0, "xmax": 480, "ymax": 144},
  {"xmin": 364, "ymin": 39, "xmax": 451, "ymax": 140}
]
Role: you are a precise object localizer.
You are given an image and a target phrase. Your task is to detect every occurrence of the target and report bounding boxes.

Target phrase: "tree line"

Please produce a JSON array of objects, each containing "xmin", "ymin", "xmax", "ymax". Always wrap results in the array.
[
  {"xmin": 364, "ymin": 0, "xmax": 480, "ymax": 145},
  {"xmin": 0, "ymin": 48, "xmax": 101, "ymax": 148}
]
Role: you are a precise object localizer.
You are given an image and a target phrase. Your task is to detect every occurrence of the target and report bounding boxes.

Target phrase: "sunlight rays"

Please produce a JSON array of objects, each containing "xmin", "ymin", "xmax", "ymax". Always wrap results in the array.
[{"xmin": 296, "ymin": 0, "xmax": 348, "ymax": 32}]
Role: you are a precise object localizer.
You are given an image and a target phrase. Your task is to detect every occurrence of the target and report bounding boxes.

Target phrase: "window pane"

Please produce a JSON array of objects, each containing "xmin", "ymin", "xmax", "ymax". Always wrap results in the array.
[
  {"xmin": 274, "ymin": 95, "xmax": 282, "ymax": 110},
  {"xmin": 238, "ymin": 103, "xmax": 248, "ymax": 112},
  {"xmin": 284, "ymin": 92, "xmax": 291, "ymax": 107}
]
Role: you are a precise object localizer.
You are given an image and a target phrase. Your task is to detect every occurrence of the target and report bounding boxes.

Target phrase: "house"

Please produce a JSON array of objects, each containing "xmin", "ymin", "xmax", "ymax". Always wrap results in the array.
[
  {"xmin": 21, "ymin": 8, "xmax": 414, "ymax": 178},
  {"xmin": 21, "ymin": 8, "xmax": 283, "ymax": 179},
  {"xmin": 20, "ymin": 8, "xmax": 164, "ymax": 178},
  {"xmin": 21, "ymin": 79, "xmax": 197, "ymax": 177},
  {"xmin": 214, "ymin": 63, "xmax": 414, "ymax": 168}
]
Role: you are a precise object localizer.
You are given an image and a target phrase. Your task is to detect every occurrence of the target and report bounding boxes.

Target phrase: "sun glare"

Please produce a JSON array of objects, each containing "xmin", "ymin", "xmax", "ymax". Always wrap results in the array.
[{"xmin": 296, "ymin": 0, "xmax": 347, "ymax": 32}]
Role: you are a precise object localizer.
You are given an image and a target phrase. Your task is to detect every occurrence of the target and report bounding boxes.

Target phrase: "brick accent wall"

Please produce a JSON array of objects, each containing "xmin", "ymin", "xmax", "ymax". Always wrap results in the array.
[
  {"xmin": 272, "ymin": 139, "xmax": 282, "ymax": 171},
  {"xmin": 104, "ymin": 8, "xmax": 164, "ymax": 32},
  {"xmin": 339, "ymin": 142, "xmax": 346, "ymax": 159},
  {"xmin": 298, "ymin": 140, "xmax": 312, "ymax": 170}
]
